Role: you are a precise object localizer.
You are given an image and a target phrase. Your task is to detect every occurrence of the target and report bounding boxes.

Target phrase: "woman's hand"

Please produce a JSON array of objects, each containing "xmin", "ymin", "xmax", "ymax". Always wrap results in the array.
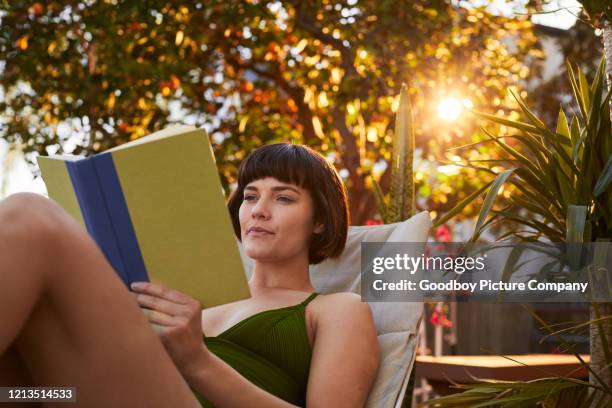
[{"xmin": 130, "ymin": 281, "xmax": 209, "ymax": 378}]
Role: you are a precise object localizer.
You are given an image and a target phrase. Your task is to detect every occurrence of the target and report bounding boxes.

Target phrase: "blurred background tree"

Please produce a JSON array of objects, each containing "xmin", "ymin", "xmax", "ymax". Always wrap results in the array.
[
  {"xmin": 527, "ymin": 21, "xmax": 602, "ymax": 127},
  {"xmin": 0, "ymin": 0, "xmax": 541, "ymax": 224}
]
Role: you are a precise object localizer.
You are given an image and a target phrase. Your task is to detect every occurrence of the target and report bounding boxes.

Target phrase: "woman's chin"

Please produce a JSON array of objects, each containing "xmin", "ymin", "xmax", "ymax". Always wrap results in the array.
[{"xmin": 244, "ymin": 246, "xmax": 277, "ymax": 262}]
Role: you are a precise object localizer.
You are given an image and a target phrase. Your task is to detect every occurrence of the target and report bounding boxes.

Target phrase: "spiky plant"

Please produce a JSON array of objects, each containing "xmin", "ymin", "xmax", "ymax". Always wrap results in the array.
[{"xmin": 371, "ymin": 83, "xmax": 416, "ymax": 223}]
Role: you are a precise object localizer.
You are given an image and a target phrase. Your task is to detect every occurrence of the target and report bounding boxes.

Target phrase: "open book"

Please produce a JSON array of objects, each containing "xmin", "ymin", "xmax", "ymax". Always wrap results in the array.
[{"xmin": 37, "ymin": 126, "xmax": 250, "ymax": 308}]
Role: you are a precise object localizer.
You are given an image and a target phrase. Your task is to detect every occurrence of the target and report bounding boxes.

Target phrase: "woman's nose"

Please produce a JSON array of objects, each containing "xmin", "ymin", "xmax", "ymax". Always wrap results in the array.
[{"xmin": 251, "ymin": 197, "xmax": 271, "ymax": 220}]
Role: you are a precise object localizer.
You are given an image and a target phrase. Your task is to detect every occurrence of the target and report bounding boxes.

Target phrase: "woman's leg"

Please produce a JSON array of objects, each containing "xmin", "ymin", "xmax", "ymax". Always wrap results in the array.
[
  {"xmin": 0, "ymin": 346, "xmax": 40, "ymax": 408},
  {"xmin": 0, "ymin": 193, "xmax": 201, "ymax": 407}
]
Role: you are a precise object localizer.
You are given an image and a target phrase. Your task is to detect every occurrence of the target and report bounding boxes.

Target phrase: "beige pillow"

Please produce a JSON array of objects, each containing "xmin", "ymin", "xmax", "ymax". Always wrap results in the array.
[{"xmin": 238, "ymin": 211, "xmax": 432, "ymax": 408}]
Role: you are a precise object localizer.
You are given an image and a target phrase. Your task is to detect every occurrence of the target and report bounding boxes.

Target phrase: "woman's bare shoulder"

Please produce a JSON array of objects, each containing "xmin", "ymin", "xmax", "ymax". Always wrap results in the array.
[
  {"xmin": 314, "ymin": 291, "xmax": 367, "ymax": 306},
  {"xmin": 311, "ymin": 292, "xmax": 375, "ymax": 328}
]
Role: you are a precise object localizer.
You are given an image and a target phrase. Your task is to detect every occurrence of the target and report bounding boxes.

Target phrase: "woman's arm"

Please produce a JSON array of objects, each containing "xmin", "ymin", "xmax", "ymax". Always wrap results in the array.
[
  {"xmin": 183, "ymin": 349, "xmax": 298, "ymax": 408},
  {"xmin": 132, "ymin": 281, "xmax": 299, "ymax": 408},
  {"xmin": 306, "ymin": 293, "xmax": 380, "ymax": 407}
]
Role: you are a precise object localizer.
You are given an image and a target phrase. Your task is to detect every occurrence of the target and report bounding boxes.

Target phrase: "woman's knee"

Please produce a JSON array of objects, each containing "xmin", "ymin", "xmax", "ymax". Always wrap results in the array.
[{"xmin": 0, "ymin": 193, "xmax": 77, "ymax": 246}]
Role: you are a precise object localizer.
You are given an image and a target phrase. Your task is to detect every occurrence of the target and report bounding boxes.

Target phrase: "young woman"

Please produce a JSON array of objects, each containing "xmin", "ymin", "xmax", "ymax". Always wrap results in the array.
[{"xmin": 0, "ymin": 142, "xmax": 380, "ymax": 407}]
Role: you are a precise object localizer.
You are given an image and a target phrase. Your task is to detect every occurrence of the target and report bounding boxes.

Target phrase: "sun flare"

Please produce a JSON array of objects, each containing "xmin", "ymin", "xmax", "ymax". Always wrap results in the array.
[{"xmin": 437, "ymin": 97, "xmax": 462, "ymax": 121}]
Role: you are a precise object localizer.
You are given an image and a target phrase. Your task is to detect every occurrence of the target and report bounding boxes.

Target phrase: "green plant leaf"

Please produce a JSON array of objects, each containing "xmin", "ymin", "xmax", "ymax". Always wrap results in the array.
[
  {"xmin": 432, "ymin": 180, "xmax": 494, "ymax": 229},
  {"xmin": 470, "ymin": 110, "xmax": 539, "ymax": 133},
  {"xmin": 556, "ymin": 106, "xmax": 571, "ymax": 139},
  {"xmin": 567, "ymin": 60, "xmax": 588, "ymax": 122},
  {"xmin": 509, "ymin": 176, "xmax": 563, "ymax": 215},
  {"xmin": 500, "ymin": 245, "xmax": 526, "ymax": 284},
  {"xmin": 556, "ymin": 108, "xmax": 575, "ymax": 179},
  {"xmin": 492, "ymin": 210, "xmax": 565, "ymax": 241},
  {"xmin": 593, "ymin": 155, "xmax": 612, "ymax": 197},
  {"xmin": 590, "ymin": 56, "xmax": 607, "ymax": 100},
  {"xmin": 572, "ymin": 125, "xmax": 589, "ymax": 165},
  {"xmin": 506, "ymin": 133, "xmax": 550, "ymax": 175},
  {"xmin": 437, "ymin": 159, "xmax": 498, "ymax": 175},
  {"xmin": 512, "ymin": 167, "xmax": 558, "ymax": 206},
  {"xmin": 578, "ymin": 66, "xmax": 591, "ymax": 114},
  {"xmin": 469, "ymin": 169, "xmax": 515, "ymax": 242},
  {"xmin": 551, "ymin": 154, "xmax": 574, "ymax": 206},
  {"xmin": 388, "ymin": 84, "xmax": 415, "ymax": 222},
  {"xmin": 481, "ymin": 128, "xmax": 543, "ymax": 179},
  {"xmin": 511, "ymin": 196, "xmax": 564, "ymax": 230},
  {"xmin": 569, "ymin": 115, "xmax": 581, "ymax": 160},
  {"xmin": 566, "ymin": 204, "xmax": 588, "ymax": 243},
  {"xmin": 508, "ymin": 88, "xmax": 547, "ymax": 130}
]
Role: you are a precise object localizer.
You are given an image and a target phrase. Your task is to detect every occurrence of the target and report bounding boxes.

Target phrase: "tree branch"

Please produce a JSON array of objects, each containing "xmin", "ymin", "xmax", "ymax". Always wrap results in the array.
[
  {"xmin": 331, "ymin": 107, "xmax": 376, "ymax": 224},
  {"xmin": 221, "ymin": 50, "xmax": 319, "ymax": 144}
]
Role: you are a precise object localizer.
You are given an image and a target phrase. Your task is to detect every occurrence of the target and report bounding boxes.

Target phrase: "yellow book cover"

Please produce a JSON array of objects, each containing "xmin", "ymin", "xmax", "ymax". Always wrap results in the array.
[{"xmin": 37, "ymin": 126, "xmax": 250, "ymax": 308}]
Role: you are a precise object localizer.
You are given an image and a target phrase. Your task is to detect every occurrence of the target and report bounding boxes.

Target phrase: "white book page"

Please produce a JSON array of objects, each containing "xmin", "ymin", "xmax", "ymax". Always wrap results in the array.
[{"xmin": 105, "ymin": 125, "xmax": 199, "ymax": 153}]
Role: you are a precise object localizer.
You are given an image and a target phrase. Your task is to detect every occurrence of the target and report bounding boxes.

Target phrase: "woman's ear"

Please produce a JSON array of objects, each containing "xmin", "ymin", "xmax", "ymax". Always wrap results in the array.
[{"xmin": 313, "ymin": 222, "xmax": 325, "ymax": 234}]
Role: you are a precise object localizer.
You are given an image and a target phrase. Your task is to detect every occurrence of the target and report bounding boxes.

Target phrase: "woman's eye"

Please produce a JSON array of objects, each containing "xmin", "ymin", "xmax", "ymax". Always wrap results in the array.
[
  {"xmin": 244, "ymin": 195, "xmax": 257, "ymax": 201},
  {"xmin": 277, "ymin": 196, "xmax": 294, "ymax": 203}
]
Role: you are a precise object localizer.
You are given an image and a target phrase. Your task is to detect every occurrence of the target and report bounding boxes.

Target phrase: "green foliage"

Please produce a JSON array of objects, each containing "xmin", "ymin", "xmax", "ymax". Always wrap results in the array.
[
  {"xmin": 0, "ymin": 1, "xmax": 540, "ymax": 223},
  {"xmin": 468, "ymin": 58, "xmax": 612, "ymax": 243},
  {"xmin": 422, "ymin": 376, "xmax": 611, "ymax": 408}
]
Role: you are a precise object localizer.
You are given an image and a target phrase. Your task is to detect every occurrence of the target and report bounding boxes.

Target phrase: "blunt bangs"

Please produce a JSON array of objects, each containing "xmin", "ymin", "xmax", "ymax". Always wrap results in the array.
[{"xmin": 236, "ymin": 143, "xmax": 316, "ymax": 192}]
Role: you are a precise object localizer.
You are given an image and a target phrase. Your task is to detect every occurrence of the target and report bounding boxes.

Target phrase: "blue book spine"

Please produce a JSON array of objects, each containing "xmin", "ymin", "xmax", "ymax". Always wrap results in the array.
[
  {"xmin": 65, "ymin": 159, "xmax": 131, "ymax": 286},
  {"xmin": 91, "ymin": 153, "xmax": 149, "ymax": 284}
]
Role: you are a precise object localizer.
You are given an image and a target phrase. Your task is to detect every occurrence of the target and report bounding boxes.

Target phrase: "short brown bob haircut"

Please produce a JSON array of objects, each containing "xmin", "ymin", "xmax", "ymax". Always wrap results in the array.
[{"xmin": 227, "ymin": 142, "xmax": 349, "ymax": 265}]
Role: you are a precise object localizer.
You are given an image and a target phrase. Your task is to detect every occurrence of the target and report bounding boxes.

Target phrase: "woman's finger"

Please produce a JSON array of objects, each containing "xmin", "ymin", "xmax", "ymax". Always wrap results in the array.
[
  {"xmin": 130, "ymin": 282, "xmax": 193, "ymax": 305},
  {"xmin": 150, "ymin": 323, "xmax": 166, "ymax": 335},
  {"xmin": 134, "ymin": 293, "xmax": 185, "ymax": 316},
  {"xmin": 141, "ymin": 307, "xmax": 177, "ymax": 326}
]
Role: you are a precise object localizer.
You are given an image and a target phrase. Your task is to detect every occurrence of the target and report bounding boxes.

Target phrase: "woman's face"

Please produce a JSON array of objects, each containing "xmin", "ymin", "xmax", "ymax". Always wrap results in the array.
[{"xmin": 238, "ymin": 177, "xmax": 323, "ymax": 263}]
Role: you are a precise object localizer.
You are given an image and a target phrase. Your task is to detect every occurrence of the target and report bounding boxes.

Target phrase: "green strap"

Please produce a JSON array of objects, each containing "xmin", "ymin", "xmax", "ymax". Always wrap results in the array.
[{"xmin": 300, "ymin": 292, "xmax": 319, "ymax": 307}]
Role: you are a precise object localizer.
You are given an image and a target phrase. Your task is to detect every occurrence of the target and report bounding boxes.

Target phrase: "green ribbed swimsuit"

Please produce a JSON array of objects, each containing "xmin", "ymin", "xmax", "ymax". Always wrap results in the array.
[{"xmin": 194, "ymin": 292, "xmax": 319, "ymax": 407}]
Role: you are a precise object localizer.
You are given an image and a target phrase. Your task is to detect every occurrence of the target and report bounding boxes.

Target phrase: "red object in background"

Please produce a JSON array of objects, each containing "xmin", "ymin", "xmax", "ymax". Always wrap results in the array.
[
  {"xmin": 430, "ymin": 309, "xmax": 440, "ymax": 325},
  {"xmin": 366, "ymin": 219, "xmax": 384, "ymax": 226},
  {"xmin": 435, "ymin": 224, "xmax": 452, "ymax": 242},
  {"xmin": 430, "ymin": 308, "xmax": 453, "ymax": 328}
]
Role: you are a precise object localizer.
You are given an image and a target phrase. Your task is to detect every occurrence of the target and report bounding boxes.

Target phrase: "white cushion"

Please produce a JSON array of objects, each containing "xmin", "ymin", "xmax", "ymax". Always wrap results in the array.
[{"xmin": 237, "ymin": 210, "xmax": 432, "ymax": 408}]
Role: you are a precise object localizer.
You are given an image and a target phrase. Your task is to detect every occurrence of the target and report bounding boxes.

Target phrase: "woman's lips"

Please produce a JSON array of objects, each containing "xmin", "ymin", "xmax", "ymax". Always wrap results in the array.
[{"xmin": 247, "ymin": 229, "xmax": 274, "ymax": 237}]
